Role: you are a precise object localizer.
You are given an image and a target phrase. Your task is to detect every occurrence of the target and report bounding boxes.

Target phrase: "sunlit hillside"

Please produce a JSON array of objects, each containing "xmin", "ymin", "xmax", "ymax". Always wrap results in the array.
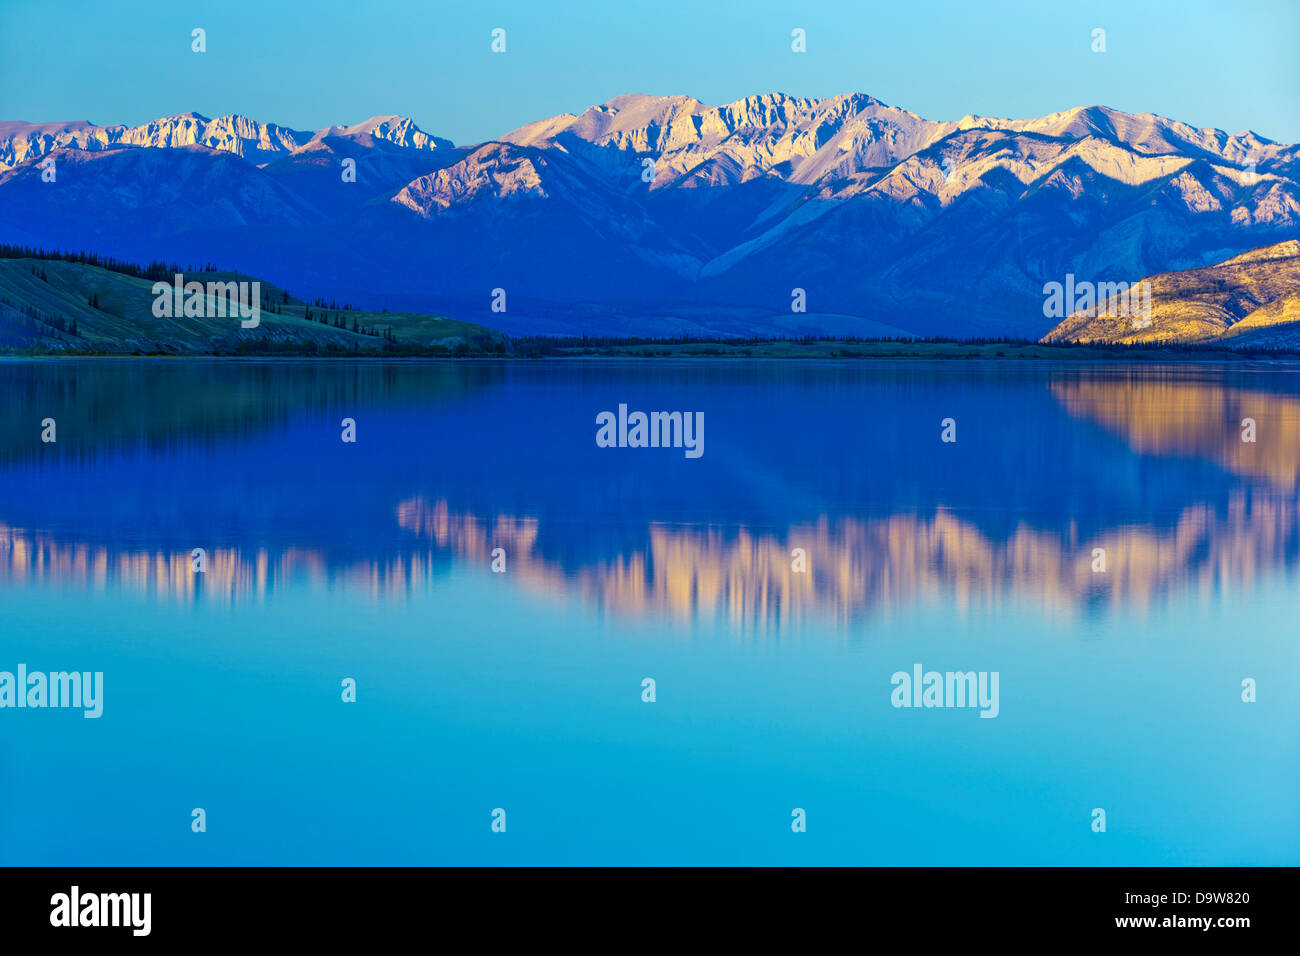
[{"xmin": 1042, "ymin": 241, "xmax": 1300, "ymax": 347}]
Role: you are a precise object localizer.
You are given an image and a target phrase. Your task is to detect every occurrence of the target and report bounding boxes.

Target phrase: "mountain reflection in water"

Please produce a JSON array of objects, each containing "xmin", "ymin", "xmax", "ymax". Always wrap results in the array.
[{"xmin": 2, "ymin": 359, "xmax": 1299, "ymax": 631}]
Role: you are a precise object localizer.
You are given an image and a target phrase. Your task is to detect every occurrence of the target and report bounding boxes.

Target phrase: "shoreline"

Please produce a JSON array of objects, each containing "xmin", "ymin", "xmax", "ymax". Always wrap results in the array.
[{"xmin": 6, "ymin": 342, "xmax": 1300, "ymax": 362}]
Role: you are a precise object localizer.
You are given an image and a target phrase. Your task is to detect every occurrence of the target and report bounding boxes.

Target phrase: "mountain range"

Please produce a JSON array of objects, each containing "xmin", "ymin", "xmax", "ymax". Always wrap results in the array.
[{"xmin": 2, "ymin": 94, "xmax": 1297, "ymax": 338}]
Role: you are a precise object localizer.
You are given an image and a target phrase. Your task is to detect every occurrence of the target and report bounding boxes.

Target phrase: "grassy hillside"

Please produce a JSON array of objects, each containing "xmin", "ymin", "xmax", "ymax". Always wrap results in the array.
[
  {"xmin": 1042, "ymin": 240, "xmax": 1300, "ymax": 348},
  {"xmin": 0, "ymin": 255, "xmax": 505, "ymax": 354}
]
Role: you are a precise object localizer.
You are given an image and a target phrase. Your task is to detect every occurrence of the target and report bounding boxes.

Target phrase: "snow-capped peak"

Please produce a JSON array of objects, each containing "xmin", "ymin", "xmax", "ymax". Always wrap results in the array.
[{"xmin": 0, "ymin": 112, "xmax": 453, "ymax": 170}]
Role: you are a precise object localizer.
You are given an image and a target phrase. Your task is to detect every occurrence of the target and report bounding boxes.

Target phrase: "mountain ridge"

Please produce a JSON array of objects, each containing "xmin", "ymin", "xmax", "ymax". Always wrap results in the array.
[{"xmin": 0, "ymin": 112, "xmax": 453, "ymax": 171}]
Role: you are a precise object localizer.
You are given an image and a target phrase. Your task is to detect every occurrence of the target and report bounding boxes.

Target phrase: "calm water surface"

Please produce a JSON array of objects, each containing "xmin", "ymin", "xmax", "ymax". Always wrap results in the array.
[{"xmin": 1, "ymin": 358, "xmax": 1297, "ymax": 864}]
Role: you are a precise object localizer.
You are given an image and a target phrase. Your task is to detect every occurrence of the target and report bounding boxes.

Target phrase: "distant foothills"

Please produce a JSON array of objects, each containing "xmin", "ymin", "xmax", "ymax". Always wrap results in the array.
[
  {"xmin": 2, "ymin": 240, "xmax": 1299, "ymax": 357},
  {"xmin": 1, "ymin": 93, "xmax": 1297, "ymax": 343}
]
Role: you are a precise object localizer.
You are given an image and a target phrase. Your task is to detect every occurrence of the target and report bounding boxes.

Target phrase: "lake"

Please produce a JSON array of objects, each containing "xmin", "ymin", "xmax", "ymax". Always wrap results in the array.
[{"xmin": 1, "ymin": 357, "xmax": 1297, "ymax": 864}]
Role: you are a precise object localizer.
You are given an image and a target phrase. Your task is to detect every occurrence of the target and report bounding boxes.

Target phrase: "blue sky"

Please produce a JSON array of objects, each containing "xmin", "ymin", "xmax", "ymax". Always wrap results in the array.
[{"xmin": 1, "ymin": 0, "xmax": 1297, "ymax": 144}]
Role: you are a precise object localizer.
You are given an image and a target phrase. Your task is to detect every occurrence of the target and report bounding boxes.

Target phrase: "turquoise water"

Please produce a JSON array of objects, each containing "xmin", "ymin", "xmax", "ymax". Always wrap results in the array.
[{"xmin": 1, "ymin": 358, "xmax": 1297, "ymax": 865}]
